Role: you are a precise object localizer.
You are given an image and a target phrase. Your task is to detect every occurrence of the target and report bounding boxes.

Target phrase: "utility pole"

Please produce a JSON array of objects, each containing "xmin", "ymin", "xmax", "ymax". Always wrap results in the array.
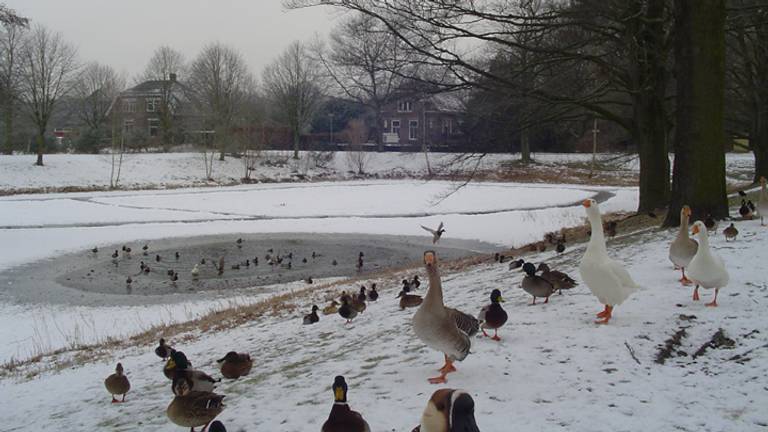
[{"xmin": 589, "ymin": 118, "xmax": 600, "ymax": 178}]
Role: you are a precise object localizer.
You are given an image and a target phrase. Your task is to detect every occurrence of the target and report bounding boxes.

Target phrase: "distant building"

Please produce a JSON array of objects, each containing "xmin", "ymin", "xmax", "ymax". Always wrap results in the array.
[
  {"xmin": 379, "ymin": 93, "xmax": 465, "ymax": 151},
  {"xmin": 106, "ymin": 74, "xmax": 196, "ymax": 147}
]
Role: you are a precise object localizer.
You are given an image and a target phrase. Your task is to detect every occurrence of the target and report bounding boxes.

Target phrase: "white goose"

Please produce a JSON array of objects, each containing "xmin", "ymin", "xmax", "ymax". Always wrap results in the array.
[
  {"xmin": 579, "ymin": 199, "xmax": 639, "ymax": 324},
  {"xmin": 687, "ymin": 221, "xmax": 729, "ymax": 307}
]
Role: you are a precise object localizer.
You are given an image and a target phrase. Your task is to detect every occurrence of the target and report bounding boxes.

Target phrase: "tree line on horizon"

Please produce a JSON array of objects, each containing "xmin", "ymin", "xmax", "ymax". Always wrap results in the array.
[{"xmin": 2, "ymin": 0, "xmax": 767, "ymax": 226}]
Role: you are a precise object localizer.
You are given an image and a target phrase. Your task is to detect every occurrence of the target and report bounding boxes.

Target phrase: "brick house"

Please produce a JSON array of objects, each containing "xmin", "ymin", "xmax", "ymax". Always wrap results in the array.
[
  {"xmin": 380, "ymin": 93, "xmax": 465, "ymax": 151},
  {"xmin": 107, "ymin": 74, "xmax": 196, "ymax": 147}
]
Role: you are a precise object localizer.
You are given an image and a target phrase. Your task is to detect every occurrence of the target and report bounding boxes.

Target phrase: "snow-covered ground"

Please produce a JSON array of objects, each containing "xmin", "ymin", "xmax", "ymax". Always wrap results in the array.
[
  {"xmin": 0, "ymin": 180, "xmax": 636, "ymax": 363},
  {"xmin": 0, "ymin": 151, "xmax": 756, "ymax": 193},
  {"xmin": 1, "ymin": 204, "xmax": 766, "ymax": 431}
]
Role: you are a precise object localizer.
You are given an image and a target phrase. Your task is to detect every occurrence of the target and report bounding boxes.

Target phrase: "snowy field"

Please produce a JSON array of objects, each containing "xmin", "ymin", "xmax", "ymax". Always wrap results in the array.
[
  {"xmin": 0, "ymin": 180, "xmax": 637, "ymax": 363},
  {"xmin": 0, "ymin": 151, "xmax": 756, "ymax": 193},
  {"xmin": 1, "ymin": 205, "xmax": 766, "ymax": 431}
]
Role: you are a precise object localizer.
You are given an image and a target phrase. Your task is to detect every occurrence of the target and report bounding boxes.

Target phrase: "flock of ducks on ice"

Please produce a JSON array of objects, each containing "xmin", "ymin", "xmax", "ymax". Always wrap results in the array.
[{"xmin": 102, "ymin": 178, "xmax": 768, "ymax": 431}]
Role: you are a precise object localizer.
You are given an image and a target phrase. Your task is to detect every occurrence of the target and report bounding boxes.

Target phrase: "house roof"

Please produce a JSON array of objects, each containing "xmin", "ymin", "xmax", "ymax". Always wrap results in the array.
[{"xmin": 427, "ymin": 93, "xmax": 465, "ymax": 112}]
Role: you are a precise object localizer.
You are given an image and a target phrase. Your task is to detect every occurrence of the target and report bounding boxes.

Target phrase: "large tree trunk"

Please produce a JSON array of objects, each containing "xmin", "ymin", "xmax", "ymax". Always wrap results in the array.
[
  {"xmin": 292, "ymin": 128, "xmax": 300, "ymax": 159},
  {"xmin": 751, "ymin": 109, "xmax": 768, "ymax": 182},
  {"xmin": 520, "ymin": 128, "xmax": 531, "ymax": 163},
  {"xmin": 3, "ymin": 102, "xmax": 12, "ymax": 155},
  {"xmin": 664, "ymin": 0, "xmax": 727, "ymax": 227},
  {"xmin": 35, "ymin": 129, "xmax": 45, "ymax": 166},
  {"xmin": 634, "ymin": 93, "xmax": 670, "ymax": 212}
]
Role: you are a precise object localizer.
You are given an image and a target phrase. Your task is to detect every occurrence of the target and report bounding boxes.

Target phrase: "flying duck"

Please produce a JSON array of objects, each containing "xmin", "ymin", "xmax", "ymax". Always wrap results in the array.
[{"xmin": 421, "ymin": 222, "xmax": 446, "ymax": 244}]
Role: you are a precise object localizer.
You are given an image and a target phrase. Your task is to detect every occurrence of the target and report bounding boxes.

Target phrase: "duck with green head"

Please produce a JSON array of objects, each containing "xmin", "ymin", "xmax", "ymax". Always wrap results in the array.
[
  {"xmin": 321, "ymin": 375, "xmax": 371, "ymax": 432},
  {"xmin": 478, "ymin": 289, "xmax": 508, "ymax": 341}
]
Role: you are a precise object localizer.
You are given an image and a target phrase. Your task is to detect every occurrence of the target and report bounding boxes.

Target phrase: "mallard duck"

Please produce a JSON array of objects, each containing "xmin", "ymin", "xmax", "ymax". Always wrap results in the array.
[
  {"xmin": 321, "ymin": 376, "xmax": 370, "ymax": 432},
  {"xmin": 478, "ymin": 289, "xmax": 507, "ymax": 341},
  {"xmin": 555, "ymin": 239, "xmax": 565, "ymax": 254},
  {"xmin": 415, "ymin": 389, "xmax": 479, "ymax": 432},
  {"xmin": 521, "ymin": 263, "xmax": 556, "ymax": 305},
  {"xmin": 368, "ymin": 284, "xmax": 379, "ymax": 301},
  {"xmin": 669, "ymin": 205, "xmax": 699, "ymax": 285},
  {"xmin": 332, "ymin": 259, "xmax": 338, "ymax": 266},
  {"xmin": 155, "ymin": 254, "xmax": 161, "ymax": 262},
  {"xmin": 126, "ymin": 276, "xmax": 132, "ymax": 285},
  {"xmin": 739, "ymin": 199, "xmax": 753, "ymax": 220},
  {"xmin": 402, "ymin": 279, "xmax": 412, "ymax": 293},
  {"xmin": 216, "ymin": 351, "xmax": 252, "ymax": 379},
  {"xmin": 723, "ymin": 223, "xmax": 738, "ymax": 241},
  {"xmin": 155, "ymin": 338, "xmax": 173, "ymax": 360},
  {"xmin": 688, "ymin": 221, "xmax": 729, "ymax": 307},
  {"xmin": 508, "ymin": 259, "xmax": 524, "ymax": 270},
  {"xmin": 357, "ymin": 286, "xmax": 367, "ymax": 303},
  {"xmin": 421, "ymin": 221, "xmax": 445, "ymax": 244},
  {"xmin": 303, "ymin": 305, "xmax": 320, "ymax": 325},
  {"xmin": 338, "ymin": 297, "xmax": 358, "ymax": 323},
  {"xmin": 208, "ymin": 421, "xmax": 227, "ymax": 432},
  {"xmin": 759, "ymin": 176, "xmax": 768, "ymax": 225},
  {"xmin": 167, "ymin": 378, "xmax": 225, "ymax": 432},
  {"xmin": 704, "ymin": 214, "xmax": 718, "ymax": 233},
  {"xmin": 166, "ymin": 351, "xmax": 219, "ymax": 392},
  {"xmin": 413, "ymin": 251, "xmax": 473, "ymax": 384},
  {"xmin": 191, "ymin": 264, "xmax": 200, "ymax": 280},
  {"xmin": 579, "ymin": 199, "xmax": 639, "ymax": 324},
  {"xmin": 91, "ymin": 246, "xmax": 98, "ymax": 254},
  {"xmin": 536, "ymin": 263, "xmax": 578, "ymax": 295},
  {"xmin": 604, "ymin": 220, "xmax": 618, "ymax": 238},
  {"xmin": 398, "ymin": 289, "xmax": 423, "ymax": 309},
  {"xmin": 350, "ymin": 294, "xmax": 367, "ymax": 314},
  {"xmin": 322, "ymin": 300, "xmax": 340, "ymax": 315},
  {"xmin": 104, "ymin": 362, "xmax": 130, "ymax": 403},
  {"xmin": 411, "ymin": 275, "xmax": 421, "ymax": 290},
  {"xmin": 111, "ymin": 250, "xmax": 119, "ymax": 259}
]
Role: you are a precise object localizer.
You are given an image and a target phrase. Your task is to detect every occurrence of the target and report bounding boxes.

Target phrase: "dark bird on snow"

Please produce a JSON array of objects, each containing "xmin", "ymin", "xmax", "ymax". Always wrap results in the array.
[
  {"xmin": 723, "ymin": 223, "xmax": 739, "ymax": 241},
  {"xmin": 303, "ymin": 305, "xmax": 320, "ymax": 325},
  {"xmin": 91, "ymin": 246, "xmax": 98, "ymax": 254},
  {"xmin": 421, "ymin": 221, "xmax": 446, "ymax": 244}
]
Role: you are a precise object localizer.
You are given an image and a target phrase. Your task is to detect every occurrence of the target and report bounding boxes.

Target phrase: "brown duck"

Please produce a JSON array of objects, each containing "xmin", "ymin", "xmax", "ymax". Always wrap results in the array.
[
  {"xmin": 104, "ymin": 362, "xmax": 130, "ymax": 403},
  {"xmin": 397, "ymin": 289, "xmax": 423, "ymax": 310},
  {"xmin": 216, "ymin": 351, "xmax": 253, "ymax": 379},
  {"xmin": 167, "ymin": 377, "xmax": 225, "ymax": 432}
]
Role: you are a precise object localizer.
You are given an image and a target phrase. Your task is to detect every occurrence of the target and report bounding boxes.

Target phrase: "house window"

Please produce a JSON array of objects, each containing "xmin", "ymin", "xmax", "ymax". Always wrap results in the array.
[
  {"xmin": 123, "ymin": 119, "xmax": 134, "ymax": 133},
  {"xmin": 442, "ymin": 118, "xmax": 453, "ymax": 135},
  {"xmin": 146, "ymin": 98, "xmax": 160, "ymax": 113},
  {"xmin": 122, "ymin": 99, "xmax": 137, "ymax": 113},
  {"xmin": 391, "ymin": 120, "xmax": 401, "ymax": 136},
  {"xmin": 148, "ymin": 118, "xmax": 160, "ymax": 137},
  {"xmin": 397, "ymin": 101, "xmax": 412, "ymax": 112},
  {"xmin": 409, "ymin": 120, "xmax": 418, "ymax": 141}
]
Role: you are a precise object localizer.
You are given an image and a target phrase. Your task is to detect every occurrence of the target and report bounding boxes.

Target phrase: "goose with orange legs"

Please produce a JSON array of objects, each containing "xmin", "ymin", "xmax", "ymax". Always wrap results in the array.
[
  {"xmin": 669, "ymin": 205, "xmax": 698, "ymax": 285},
  {"xmin": 413, "ymin": 251, "xmax": 473, "ymax": 384},
  {"xmin": 579, "ymin": 199, "xmax": 639, "ymax": 324},
  {"xmin": 688, "ymin": 221, "xmax": 729, "ymax": 307}
]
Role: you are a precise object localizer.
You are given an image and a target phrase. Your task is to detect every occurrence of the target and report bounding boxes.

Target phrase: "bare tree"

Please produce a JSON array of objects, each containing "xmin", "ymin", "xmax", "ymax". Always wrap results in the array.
[
  {"xmin": 188, "ymin": 42, "xmax": 255, "ymax": 161},
  {"xmin": 262, "ymin": 41, "xmax": 325, "ymax": 159},
  {"xmin": 317, "ymin": 12, "xmax": 414, "ymax": 150},
  {"xmin": 0, "ymin": 22, "xmax": 25, "ymax": 154},
  {"xmin": 18, "ymin": 25, "xmax": 78, "ymax": 166},
  {"xmin": 73, "ymin": 62, "xmax": 125, "ymax": 133},
  {"xmin": 344, "ymin": 118, "xmax": 371, "ymax": 174},
  {"xmin": 286, "ymin": 0, "xmax": 675, "ymax": 213},
  {"xmin": 137, "ymin": 46, "xmax": 185, "ymax": 83},
  {"xmin": 0, "ymin": 3, "xmax": 27, "ymax": 27},
  {"xmin": 138, "ymin": 46, "xmax": 187, "ymax": 149}
]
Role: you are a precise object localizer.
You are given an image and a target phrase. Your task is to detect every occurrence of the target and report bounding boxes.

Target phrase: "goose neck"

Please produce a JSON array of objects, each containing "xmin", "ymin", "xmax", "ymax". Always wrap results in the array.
[{"xmin": 424, "ymin": 265, "xmax": 444, "ymax": 306}]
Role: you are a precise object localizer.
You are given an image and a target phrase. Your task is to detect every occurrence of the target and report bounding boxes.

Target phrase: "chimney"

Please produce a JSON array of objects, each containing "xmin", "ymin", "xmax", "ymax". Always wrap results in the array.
[{"xmin": 169, "ymin": 73, "xmax": 177, "ymax": 82}]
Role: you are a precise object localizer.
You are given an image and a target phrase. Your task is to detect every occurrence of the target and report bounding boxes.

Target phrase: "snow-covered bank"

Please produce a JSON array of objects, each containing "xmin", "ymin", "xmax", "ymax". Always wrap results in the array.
[
  {"xmin": 0, "ymin": 151, "xmax": 756, "ymax": 193},
  {"xmin": 2, "ymin": 206, "xmax": 766, "ymax": 431}
]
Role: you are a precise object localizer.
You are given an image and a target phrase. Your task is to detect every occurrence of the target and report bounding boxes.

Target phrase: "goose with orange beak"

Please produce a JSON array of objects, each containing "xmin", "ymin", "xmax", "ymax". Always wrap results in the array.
[
  {"xmin": 413, "ymin": 251, "xmax": 473, "ymax": 383},
  {"xmin": 687, "ymin": 221, "xmax": 729, "ymax": 306},
  {"xmin": 579, "ymin": 199, "xmax": 639, "ymax": 324},
  {"xmin": 669, "ymin": 205, "xmax": 698, "ymax": 284}
]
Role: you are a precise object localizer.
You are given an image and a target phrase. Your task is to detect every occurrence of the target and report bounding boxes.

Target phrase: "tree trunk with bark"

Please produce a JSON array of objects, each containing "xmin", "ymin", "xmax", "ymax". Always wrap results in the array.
[
  {"xmin": 520, "ymin": 128, "xmax": 531, "ymax": 163},
  {"xmin": 634, "ymin": 93, "xmax": 671, "ymax": 213},
  {"xmin": 751, "ymin": 109, "xmax": 768, "ymax": 182},
  {"xmin": 3, "ymin": 102, "xmax": 12, "ymax": 155},
  {"xmin": 665, "ymin": 0, "xmax": 728, "ymax": 227},
  {"xmin": 293, "ymin": 128, "xmax": 300, "ymax": 159},
  {"xmin": 35, "ymin": 130, "xmax": 45, "ymax": 166}
]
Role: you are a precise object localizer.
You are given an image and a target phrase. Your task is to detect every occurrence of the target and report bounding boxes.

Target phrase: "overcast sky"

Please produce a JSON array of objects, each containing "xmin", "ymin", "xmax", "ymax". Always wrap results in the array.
[{"xmin": 8, "ymin": 0, "xmax": 341, "ymax": 82}]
